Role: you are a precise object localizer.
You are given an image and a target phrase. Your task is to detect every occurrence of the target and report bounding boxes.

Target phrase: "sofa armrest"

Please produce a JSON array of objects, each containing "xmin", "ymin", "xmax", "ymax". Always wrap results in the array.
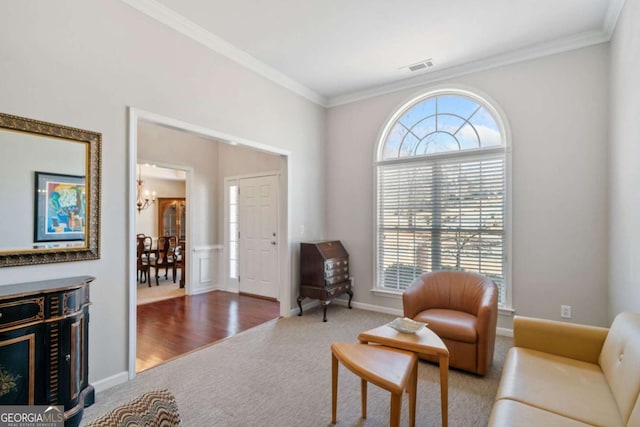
[{"xmin": 513, "ymin": 316, "xmax": 609, "ymax": 364}]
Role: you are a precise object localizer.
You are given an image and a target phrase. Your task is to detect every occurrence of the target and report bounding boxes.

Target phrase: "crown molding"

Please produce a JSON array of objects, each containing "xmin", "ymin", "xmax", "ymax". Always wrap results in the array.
[
  {"xmin": 121, "ymin": 0, "xmax": 624, "ymax": 110},
  {"xmin": 120, "ymin": 0, "xmax": 327, "ymax": 106},
  {"xmin": 603, "ymin": 0, "xmax": 626, "ymax": 38},
  {"xmin": 327, "ymin": 29, "xmax": 611, "ymax": 107}
]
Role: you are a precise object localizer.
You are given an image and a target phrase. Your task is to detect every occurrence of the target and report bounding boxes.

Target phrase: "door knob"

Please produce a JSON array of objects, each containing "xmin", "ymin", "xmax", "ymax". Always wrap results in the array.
[{"xmin": 270, "ymin": 241, "xmax": 276, "ymax": 245}]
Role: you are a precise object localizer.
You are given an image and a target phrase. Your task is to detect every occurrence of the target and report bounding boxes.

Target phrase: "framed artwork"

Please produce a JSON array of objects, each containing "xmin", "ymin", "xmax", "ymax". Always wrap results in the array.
[{"xmin": 34, "ymin": 172, "xmax": 86, "ymax": 243}]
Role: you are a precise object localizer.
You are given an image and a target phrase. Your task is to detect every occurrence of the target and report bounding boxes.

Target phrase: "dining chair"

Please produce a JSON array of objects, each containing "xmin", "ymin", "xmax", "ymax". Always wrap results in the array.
[
  {"xmin": 172, "ymin": 241, "xmax": 186, "ymax": 288},
  {"xmin": 136, "ymin": 235, "xmax": 154, "ymax": 285},
  {"xmin": 153, "ymin": 235, "xmax": 178, "ymax": 285}
]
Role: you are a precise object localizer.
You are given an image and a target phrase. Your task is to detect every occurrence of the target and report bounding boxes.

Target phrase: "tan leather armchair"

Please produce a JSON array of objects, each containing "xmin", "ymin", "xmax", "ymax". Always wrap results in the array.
[{"xmin": 402, "ymin": 271, "xmax": 498, "ymax": 375}]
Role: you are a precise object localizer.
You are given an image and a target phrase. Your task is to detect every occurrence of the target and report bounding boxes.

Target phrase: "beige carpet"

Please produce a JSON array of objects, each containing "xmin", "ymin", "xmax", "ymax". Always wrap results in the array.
[
  {"xmin": 137, "ymin": 277, "xmax": 184, "ymax": 305},
  {"xmin": 82, "ymin": 307, "xmax": 511, "ymax": 426}
]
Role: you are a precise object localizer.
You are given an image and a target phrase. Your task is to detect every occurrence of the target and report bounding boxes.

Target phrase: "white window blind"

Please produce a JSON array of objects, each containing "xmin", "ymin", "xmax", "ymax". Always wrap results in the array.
[
  {"xmin": 377, "ymin": 151, "xmax": 506, "ymax": 303},
  {"xmin": 375, "ymin": 91, "xmax": 509, "ymax": 306}
]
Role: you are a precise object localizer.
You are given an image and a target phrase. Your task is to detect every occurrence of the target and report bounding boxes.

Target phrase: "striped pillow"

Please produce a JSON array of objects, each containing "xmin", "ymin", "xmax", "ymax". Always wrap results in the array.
[{"xmin": 84, "ymin": 389, "xmax": 180, "ymax": 427}]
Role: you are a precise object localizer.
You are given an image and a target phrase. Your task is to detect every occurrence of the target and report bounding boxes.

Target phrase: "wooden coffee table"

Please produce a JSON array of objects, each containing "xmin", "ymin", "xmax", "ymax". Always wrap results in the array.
[{"xmin": 358, "ymin": 324, "xmax": 449, "ymax": 427}]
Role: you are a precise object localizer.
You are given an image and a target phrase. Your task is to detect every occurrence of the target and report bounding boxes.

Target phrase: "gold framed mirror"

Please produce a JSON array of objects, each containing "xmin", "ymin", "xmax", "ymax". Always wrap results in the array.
[{"xmin": 0, "ymin": 113, "xmax": 101, "ymax": 267}]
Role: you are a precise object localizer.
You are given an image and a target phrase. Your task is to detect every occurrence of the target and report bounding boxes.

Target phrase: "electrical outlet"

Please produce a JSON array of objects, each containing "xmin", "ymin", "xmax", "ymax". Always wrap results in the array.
[{"xmin": 560, "ymin": 305, "xmax": 572, "ymax": 319}]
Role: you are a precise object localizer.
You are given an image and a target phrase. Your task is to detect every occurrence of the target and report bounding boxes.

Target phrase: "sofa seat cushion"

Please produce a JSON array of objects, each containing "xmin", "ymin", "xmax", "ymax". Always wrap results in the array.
[
  {"xmin": 489, "ymin": 399, "xmax": 594, "ymax": 426},
  {"xmin": 414, "ymin": 308, "xmax": 477, "ymax": 343},
  {"xmin": 496, "ymin": 347, "xmax": 623, "ymax": 427}
]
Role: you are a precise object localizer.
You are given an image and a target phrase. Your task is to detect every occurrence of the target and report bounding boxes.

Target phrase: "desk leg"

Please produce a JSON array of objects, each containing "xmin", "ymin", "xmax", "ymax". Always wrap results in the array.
[
  {"xmin": 297, "ymin": 296, "xmax": 304, "ymax": 316},
  {"xmin": 439, "ymin": 354, "xmax": 448, "ymax": 427}
]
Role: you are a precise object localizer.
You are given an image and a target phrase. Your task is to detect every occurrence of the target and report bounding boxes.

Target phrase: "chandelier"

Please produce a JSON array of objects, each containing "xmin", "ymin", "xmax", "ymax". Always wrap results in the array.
[{"xmin": 136, "ymin": 164, "xmax": 156, "ymax": 212}]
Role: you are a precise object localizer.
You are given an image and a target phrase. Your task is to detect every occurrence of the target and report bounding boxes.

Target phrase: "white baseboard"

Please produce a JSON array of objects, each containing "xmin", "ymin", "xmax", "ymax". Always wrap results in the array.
[
  {"xmin": 92, "ymin": 371, "xmax": 129, "ymax": 393},
  {"xmin": 333, "ymin": 298, "xmax": 404, "ymax": 316},
  {"xmin": 333, "ymin": 298, "xmax": 514, "ymax": 336},
  {"xmin": 288, "ymin": 299, "xmax": 319, "ymax": 317},
  {"xmin": 497, "ymin": 327, "xmax": 513, "ymax": 337},
  {"xmin": 190, "ymin": 284, "xmax": 224, "ymax": 295}
]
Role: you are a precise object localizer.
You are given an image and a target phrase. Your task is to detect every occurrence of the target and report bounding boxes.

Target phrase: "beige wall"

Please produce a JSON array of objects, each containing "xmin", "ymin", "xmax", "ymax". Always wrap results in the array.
[
  {"xmin": 0, "ymin": 0, "xmax": 325, "ymax": 385},
  {"xmin": 138, "ymin": 122, "xmax": 219, "ymax": 246},
  {"xmin": 326, "ymin": 44, "xmax": 610, "ymax": 328},
  {"xmin": 216, "ymin": 142, "xmax": 282, "ymax": 256},
  {"xmin": 609, "ymin": 0, "xmax": 640, "ymax": 321},
  {"xmin": 135, "ymin": 175, "xmax": 186, "ymax": 238}
]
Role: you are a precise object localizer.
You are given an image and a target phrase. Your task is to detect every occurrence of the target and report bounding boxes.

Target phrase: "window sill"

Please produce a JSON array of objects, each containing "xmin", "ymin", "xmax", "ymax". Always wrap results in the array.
[
  {"xmin": 499, "ymin": 307, "xmax": 515, "ymax": 316},
  {"xmin": 371, "ymin": 287, "xmax": 515, "ymax": 316},
  {"xmin": 370, "ymin": 288, "xmax": 403, "ymax": 299}
]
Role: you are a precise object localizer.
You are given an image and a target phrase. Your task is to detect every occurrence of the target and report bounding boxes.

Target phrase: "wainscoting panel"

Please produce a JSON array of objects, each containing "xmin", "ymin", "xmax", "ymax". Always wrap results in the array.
[{"xmin": 191, "ymin": 245, "xmax": 223, "ymax": 295}]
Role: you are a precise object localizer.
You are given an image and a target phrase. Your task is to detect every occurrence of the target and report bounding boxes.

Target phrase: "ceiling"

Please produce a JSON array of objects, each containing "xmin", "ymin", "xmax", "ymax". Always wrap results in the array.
[
  {"xmin": 138, "ymin": 163, "xmax": 186, "ymax": 181},
  {"xmin": 124, "ymin": 0, "xmax": 624, "ymax": 106}
]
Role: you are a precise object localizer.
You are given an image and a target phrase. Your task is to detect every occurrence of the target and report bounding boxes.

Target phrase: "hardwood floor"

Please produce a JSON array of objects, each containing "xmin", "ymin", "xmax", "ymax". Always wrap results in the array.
[{"xmin": 136, "ymin": 291, "xmax": 280, "ymax": 372}]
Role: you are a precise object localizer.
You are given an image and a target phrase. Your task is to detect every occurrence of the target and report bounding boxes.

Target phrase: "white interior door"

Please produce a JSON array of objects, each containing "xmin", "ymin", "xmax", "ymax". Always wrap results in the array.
[{"xmin": 238, "ymin": 175, "xmax": 279, "ymax": 299}]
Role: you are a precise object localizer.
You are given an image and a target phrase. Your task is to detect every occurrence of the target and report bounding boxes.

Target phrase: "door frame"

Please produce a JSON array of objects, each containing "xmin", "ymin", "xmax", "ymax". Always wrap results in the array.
[{"xmin": 128, "ymin": 107, "xmax": 291, "ymax": 380}]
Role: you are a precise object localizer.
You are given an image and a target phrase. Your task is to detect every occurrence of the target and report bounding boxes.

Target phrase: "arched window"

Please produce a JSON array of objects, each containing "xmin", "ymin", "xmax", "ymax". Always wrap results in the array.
[{"xmin": 376, "ymin": 89, "xmax": 509, "ymax": 307}]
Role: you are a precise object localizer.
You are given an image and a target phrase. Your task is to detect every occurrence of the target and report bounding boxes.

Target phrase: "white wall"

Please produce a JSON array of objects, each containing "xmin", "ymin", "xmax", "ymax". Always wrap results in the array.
[
  {"xmin": 326, "ymin": 44, "xmax": 610, "ymax": 328},
  {"xmin": 0, "ymin": 0, "xmax": 325, "ymax": 385},
  {"xmin": 609, "ymin": 0, "xmax": 640, "ymax": 320}
]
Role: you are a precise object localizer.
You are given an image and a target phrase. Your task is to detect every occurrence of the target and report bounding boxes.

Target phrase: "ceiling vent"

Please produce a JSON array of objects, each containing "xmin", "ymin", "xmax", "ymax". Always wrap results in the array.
[{"xmin": 402, "ymin": 59, "xmax": 434, "ymax": 73}]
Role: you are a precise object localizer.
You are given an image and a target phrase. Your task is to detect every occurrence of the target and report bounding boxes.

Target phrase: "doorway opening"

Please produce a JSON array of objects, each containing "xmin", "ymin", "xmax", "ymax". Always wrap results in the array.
[
  {"xmin": 135, "ymin": 164, "xmax": 187, "ymax": 305},
  {"xmin": 128, "ymin": 108, "xmax": 291, "ymax": 378}
]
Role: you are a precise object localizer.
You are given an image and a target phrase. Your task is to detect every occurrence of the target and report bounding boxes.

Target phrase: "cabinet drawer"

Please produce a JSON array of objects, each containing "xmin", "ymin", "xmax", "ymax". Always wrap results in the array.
[
  {"xmin": 324, "ymin": 258, "xmax": 349, "ymax": 271},
  {"xmin": 326, "ymin": 281, "xmax": 351, "ymax": 297},
  {"xmin": 63, "ymin": 287, "xmax": 89, "ymax": 315},
  {"xmin": 325, "ymin": 274, "xmax": 350, "ymax": 286},
  {"xmin": 0, "ymin": 298, "xmax": 45, "ymax": 329},
  {"xmin": 325, "ymin": 266, "xmax": 349, "ymax": 278}
]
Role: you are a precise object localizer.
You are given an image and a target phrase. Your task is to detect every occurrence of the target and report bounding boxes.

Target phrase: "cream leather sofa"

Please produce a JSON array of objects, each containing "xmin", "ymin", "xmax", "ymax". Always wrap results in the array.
[{"xmin": 489, "ymin": 312, "xmax": 640, "ymax": 426}]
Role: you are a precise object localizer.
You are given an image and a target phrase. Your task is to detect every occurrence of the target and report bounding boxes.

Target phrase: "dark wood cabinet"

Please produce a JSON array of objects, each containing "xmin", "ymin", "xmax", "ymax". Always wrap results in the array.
[
  {"xmin": 0, "ymin": 276, "xmax": 94, "ymax": 427},
  {"xmin": 297, "ymin": 240, "xmax": 353, "ymax": 322}
]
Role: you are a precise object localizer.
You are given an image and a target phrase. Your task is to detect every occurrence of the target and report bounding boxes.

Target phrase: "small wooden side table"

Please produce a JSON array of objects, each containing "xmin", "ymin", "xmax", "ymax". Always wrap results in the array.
[
  {"xmin": 358, "ymin": 324, "xmax": 449, "ymax": 427},
  {"xmin": 331, "ymin": 343, "xmax": 418, "ymax": 427}
]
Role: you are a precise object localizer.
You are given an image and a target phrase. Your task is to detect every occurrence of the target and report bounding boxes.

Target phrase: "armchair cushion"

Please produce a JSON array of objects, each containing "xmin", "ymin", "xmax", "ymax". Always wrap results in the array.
[{"xmin": 413, "ymin": 309, "xmax": 477, "ymax": 343}]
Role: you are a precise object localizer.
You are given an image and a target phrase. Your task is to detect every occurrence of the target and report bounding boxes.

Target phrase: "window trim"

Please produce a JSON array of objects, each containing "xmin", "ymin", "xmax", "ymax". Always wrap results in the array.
[
  {"xmin": 224, "ymin": 177, "xmax": 240, "ymax": 291},
  {"xmin": 372, "ymin": 85, "xmax": 513, "ymax": 309}
]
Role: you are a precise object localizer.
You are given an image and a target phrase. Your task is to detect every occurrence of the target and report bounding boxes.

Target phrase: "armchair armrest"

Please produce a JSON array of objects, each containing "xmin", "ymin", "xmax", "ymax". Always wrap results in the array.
[
  {"xmin": 513, "ymin": 316, "xmax": 609, "ymax": 364},
  {"xmin": 402, "ymin": 283, "xmax": 426, "ymax": 319}
]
